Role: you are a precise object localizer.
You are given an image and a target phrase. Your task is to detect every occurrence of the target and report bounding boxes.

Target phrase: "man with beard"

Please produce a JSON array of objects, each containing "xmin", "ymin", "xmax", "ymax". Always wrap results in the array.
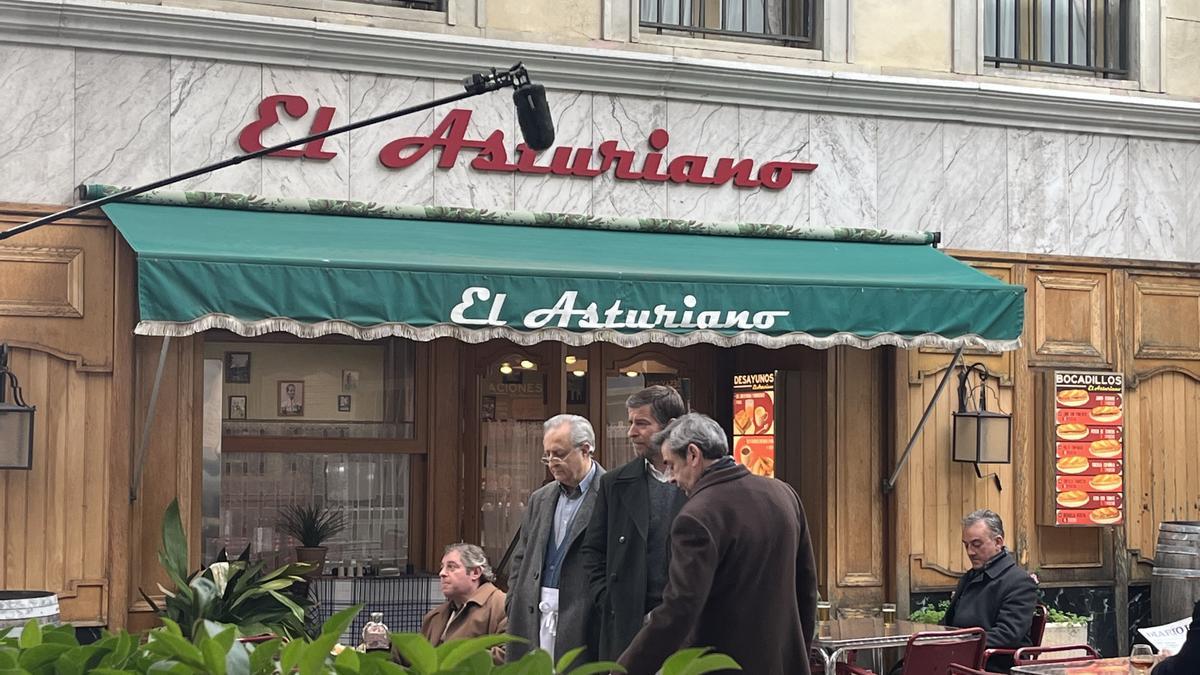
[{"xmin": 582, "ymin": 385, "xmax": 688, "ymax": 660}]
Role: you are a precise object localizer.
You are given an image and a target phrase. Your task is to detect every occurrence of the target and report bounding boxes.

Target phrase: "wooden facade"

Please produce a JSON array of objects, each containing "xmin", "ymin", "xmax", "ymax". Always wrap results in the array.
[{"xmin": 2, "ymin": 203, "xmax": 1198, "ymax": 640}]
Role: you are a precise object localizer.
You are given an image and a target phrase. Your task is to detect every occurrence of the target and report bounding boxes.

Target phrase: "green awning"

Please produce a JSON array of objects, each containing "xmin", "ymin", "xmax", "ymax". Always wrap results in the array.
[{"xmin": 104, "ymin": 203, "xmax": 1024, "ymax": 351}]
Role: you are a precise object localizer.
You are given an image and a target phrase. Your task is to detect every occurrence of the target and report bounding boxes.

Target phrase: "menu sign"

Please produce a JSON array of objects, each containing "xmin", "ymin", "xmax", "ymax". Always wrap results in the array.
[
  {"xmin": 732, "ymin": 372, "xmax": 776, "ymax": 478},
  {"xmin": 1053, "ymin": 371, "xmax": 1125, "ymax": 526}
]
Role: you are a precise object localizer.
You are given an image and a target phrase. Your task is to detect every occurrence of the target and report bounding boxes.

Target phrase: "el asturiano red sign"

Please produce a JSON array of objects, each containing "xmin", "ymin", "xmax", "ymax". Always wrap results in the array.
[{"xmin": 238, "ymin": 95, "xmax": 816, "ymax": 191}]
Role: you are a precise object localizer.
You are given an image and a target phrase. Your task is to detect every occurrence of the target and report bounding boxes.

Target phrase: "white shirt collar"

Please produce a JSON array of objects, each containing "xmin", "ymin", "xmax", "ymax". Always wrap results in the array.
[{"xmin": 645, "ymin": 459, "xmax": 670, "ymax": 483}]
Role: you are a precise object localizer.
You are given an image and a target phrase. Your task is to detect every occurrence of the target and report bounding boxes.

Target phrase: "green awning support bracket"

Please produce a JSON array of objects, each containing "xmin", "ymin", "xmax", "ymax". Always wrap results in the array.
[{"xmin": 103, "ymin": 203, "xmax": 1025, "ymax": 352}]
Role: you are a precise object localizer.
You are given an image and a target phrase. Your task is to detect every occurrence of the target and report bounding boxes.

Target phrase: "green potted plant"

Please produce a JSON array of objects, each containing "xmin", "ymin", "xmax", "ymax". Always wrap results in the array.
[
  {"xmin": 140, "ymin": 498, "xmax": 314, "ymax": 639},
  {"xmin": 1041, "ymin": 606, "xmax": 1090, "ymax": 647},
  {"xmin": 279, "ymin": 503, "xmax": 346, "ymax": 575}
]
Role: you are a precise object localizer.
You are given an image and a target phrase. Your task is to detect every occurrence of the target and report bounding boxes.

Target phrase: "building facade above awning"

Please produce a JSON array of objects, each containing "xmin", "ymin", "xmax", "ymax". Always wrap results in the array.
[{"xmin": 102, "ymin": 201, "xmax": 1025, "ymax": 351}]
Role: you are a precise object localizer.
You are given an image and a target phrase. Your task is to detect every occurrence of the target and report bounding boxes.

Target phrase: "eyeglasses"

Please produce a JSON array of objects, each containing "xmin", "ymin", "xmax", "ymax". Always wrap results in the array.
[{"xmin": 541, "ymin": 443, "xmax": 589, "ymax": 465}]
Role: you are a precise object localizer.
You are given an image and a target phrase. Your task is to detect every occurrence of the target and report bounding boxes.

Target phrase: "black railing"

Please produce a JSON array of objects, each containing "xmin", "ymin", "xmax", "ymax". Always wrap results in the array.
[
  {"xmin": 640, "ymin": 0, "xmax": 814, "ymax": 47},
  {"xmin": 984, "ymin": 0, "xmax": 1128, "ymax": 77}
]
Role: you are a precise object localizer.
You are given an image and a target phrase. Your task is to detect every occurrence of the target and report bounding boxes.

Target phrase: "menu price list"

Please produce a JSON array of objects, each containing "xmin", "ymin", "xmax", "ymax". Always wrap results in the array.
[
  {"xmin": 732, "ymin": 373, "xmax": 776, "ymax": 478},
  {"xmin": 1053, "ymin": 371, "xmax": 1125, "ymax": 527}
]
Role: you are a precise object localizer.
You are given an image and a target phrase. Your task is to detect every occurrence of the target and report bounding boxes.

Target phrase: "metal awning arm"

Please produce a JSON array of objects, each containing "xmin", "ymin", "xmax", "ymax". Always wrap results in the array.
[{"xmin": 883, "ymin": 346, "xmax": 964, "ymax": 493}]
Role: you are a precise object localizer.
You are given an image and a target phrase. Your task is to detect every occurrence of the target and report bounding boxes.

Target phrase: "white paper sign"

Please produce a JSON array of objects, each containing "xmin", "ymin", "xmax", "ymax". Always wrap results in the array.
[{"xmin": 1138, "ymin": 616, "xmax": 1193, "ymax": 654}]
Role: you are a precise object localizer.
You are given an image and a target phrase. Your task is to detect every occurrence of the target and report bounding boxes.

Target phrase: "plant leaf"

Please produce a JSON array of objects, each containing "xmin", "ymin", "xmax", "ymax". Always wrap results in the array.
[
  {"xmin": 554, "ymin": 647, "xmax": 584, "ymax": 674},
  {"xmin": 679, "ymin": 653, "xmax": 741, "ymax": 675},
  {"xmin": 279, "ymin": 637, "xmax": 305, "ymax": 675},
  {"xmin": 660, "ymin": 647, "xmax": 711, "ymax": 675},
  {"xmin": 17, "ymin": 621, "xmax": 41, "ymax": 649},
  {"xmin": 440, "ymin": 634, "xmax": 519, "ymax": 670},
  {"xmin": 247, "ymin": 638, "xmax": 282, "ymax": 675},
  {"xmin": 16, "ymin": 642, "xmax": 70, "ymax": 670},
  {"xmin": 390, "ymin": 633, "xmax": 437, "ymax": 675},
  {"xmin": 565, "ymin": 663, "xmax": 627, "ymax": 675},
  {"xmin": 160, "ymin": 499, "xmax": 190, "ymax": 585}
]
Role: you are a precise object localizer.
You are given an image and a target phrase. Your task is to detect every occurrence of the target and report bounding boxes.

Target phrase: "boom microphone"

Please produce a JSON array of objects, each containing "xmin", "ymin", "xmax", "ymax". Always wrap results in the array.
[{"xmin": 513, "ymin": 82, "xmax": 555, "ymax": 151}]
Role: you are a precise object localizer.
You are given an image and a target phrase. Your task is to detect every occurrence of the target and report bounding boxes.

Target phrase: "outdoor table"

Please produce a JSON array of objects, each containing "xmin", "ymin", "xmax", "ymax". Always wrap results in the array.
[
  {"xmin": 812, "ymin": 618, "xmax": 951, "ymax": 673},
  {"xmin": 1011, "ymin": 656, "xmax": 1165, "ymax": 674}
]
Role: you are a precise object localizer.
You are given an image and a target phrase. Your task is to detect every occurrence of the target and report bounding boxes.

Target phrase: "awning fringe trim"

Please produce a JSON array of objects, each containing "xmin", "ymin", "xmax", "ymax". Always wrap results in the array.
[{"xmin": 135, "ymin": 315, "xmax": 1021, "ymax": 352}]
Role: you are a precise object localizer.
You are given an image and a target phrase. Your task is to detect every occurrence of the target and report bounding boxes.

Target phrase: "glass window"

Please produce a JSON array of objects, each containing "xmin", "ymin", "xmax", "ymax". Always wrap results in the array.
[
  {"xmin": 641, "ymin": 0, "xmax": 815, "ymax": 48},
  {"xmin": 205, "ymin": 340, "xmax": 416, "ymax": 439},
  {"xmin": 479, "ymin": 355, "xmax": 548, "ymax": 565},
  {"xmin": 983, "ymin": 0, "xmax": 1128, "ymax": 77},
  {"xmin": 220, "ymin": 452, "xmax": 410, "ymax": 570}
]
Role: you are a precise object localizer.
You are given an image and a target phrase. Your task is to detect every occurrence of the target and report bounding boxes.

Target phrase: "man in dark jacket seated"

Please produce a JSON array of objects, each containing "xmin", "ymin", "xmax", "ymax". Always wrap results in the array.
[
  {"xmin": 944, "ymin": 509, "xmax": 1038, "ymax": 673},
  {"xmin": 1152, "ymin": 599, "xmax": 1200, "ymax": 675}
]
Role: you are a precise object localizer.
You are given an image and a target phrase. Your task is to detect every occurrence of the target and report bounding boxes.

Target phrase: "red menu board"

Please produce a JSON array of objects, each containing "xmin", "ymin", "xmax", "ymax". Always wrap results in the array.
[
  {"xmin": 1053, "ymin": 371, "xmax": 1124, "ymax": 527},
  {"xmin": 732, "ymin": 372, "xmax": 775, "ymax": 478}
]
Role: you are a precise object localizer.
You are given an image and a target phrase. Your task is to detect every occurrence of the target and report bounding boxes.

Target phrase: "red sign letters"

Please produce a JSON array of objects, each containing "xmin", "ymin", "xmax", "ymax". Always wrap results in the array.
[{"xmin": 239, "ymin": 95, "xmax": 816, "ymax": 191}]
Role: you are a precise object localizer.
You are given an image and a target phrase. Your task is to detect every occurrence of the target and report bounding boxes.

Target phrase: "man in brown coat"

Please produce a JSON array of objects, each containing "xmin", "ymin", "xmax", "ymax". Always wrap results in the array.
[
  {"xmin": 617, "ymin": 413, "xmax": 818, "ymax": 675},
  {"xmin": 420, "ymin": 543, "xmax": 508, "ymax": 664}
]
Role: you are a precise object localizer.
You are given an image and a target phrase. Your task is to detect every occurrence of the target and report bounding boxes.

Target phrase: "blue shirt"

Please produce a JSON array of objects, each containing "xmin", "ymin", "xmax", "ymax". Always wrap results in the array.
[{"xmin": 552, "ymin": 461, "xmax": 598, "ymax": 547}]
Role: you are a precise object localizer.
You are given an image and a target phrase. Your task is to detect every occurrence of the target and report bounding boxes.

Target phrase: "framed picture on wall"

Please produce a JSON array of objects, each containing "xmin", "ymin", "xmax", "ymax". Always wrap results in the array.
[
  {"xmin": 224, "ymin": 351, "xmax": 251, "ymax": 383},
  {"xmin": 337, "ymin": 395, "xmax": 352, "ymax": 412},
  {"xmin": 342, "ymin": 370, "xmax": 359, "ymax": 392},
  {"xmin": 228, "ymin": 395, "xmax": 247, "ymax": 420},
  {"xmin": 278, "ymin": 380, "xmax": 304, "ymax": 416}
]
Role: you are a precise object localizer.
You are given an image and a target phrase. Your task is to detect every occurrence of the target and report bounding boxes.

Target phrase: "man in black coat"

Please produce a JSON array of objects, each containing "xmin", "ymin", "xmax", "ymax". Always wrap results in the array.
[
  {"xmin": 581, "ymin": 385, "xmax": 688, "ymax": 660},
  {"xmin": 944, "ymin": 509, "xmax": 1038, "ymax": 672},
  {"xmin": 1152, "ymin": 599, "xmax": 1200, "ymax": 675}
]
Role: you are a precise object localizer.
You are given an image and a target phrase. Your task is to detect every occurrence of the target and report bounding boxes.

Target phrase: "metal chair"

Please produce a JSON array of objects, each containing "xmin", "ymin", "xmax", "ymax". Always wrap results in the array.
[
  {"xmin": 946, "ymin": 665, "xmax": 989, "ymax": 675},
  {"xmin": 981, "ymin": 603, "xmax": 1049, "ymax": 666},
  {"xmin": 826, "ymin": 628, "xmax": 986, "ymax": 675},
  {"xmin": 1013, "ymin": 644, "xmax": 1100, "ymax": 665},
  {"xmin": 898, "ymin": 627, "xmax": 987, "ymax": 675}
]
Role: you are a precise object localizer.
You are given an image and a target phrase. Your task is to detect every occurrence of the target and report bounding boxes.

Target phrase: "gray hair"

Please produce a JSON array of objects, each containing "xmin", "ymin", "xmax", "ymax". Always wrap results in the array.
[
  {"xmin": 626, "ymin": 385, "xmax": 687, "ymax": 427},
  {"xmin": 659, "ymin": 413, "xmax": 728, "ymax": 461},
  {"xmin": 543, "ymin": 414, "xmax": 596, "ymax": 452},
  {"xmin": 444, "ymin": 542, "xmax": 494, "ymax": 583},
  {"xmin": 962, "ymin": 509, "xmax": 1005, "ymax": 539}
]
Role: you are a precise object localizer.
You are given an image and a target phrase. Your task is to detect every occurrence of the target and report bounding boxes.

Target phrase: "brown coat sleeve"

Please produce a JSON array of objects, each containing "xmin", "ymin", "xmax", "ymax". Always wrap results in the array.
[
  {"xmin": 489, "ymin": 588, "xmax": 509, "ymax": 665},
  {"xmin": 617, "ymin": 512, "xmax": 719, "ymax": 675}
]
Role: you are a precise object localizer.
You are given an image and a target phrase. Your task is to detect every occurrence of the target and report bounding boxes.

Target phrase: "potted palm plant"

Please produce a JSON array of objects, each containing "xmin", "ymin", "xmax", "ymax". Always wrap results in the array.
[{"xmin": 278, "ymin": 503, "xmax": 346, "ymax": 576}]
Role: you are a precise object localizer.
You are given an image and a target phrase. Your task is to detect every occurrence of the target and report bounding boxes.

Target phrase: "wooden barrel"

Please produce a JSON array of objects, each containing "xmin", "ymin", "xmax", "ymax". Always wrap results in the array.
[
  {"xmin": 1152, "ymin": 521, "xmax": 1200, "ymax": 624},
  {"xmin": 0, "ymin": 591, "xmax": 59, "ymax": 636}
]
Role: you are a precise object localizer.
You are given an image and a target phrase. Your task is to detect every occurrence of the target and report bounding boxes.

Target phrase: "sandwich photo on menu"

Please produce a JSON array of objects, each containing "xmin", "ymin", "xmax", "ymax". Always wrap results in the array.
[
  {"xmin": 1056, "ymin": 456, "xmax": 1090, "ymax": 475},
  {"xmin": 1090, "ymin": 473, "xmax": 1123, "ymax": 492},
  {"xmin": 1090, "ymin": 506, "xmax": 1122, "ymax": 524},
  {"xmin": 1089, "ymin": 405, "xmax": 1122, "ymax": 423},
  {"xmin": 1056, "ymin": 423, "xmax": 1089, "ymax": 441},
  {"xmin": 1057, "ymin": 490, "xmax": 1090, "ymax": 508},
  {"xmin": 1056, "ymin": 389, "xmax": 1089, "ymax": 407},
  {"xmin": 1089, "ymin": 439, "xmax": 1122, "ymax": 458}
]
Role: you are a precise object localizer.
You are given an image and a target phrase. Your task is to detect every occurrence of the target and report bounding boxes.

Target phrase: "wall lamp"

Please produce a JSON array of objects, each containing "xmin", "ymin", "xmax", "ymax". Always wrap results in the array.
[
  {"xmin": 0, "ymin": 345, "xmax": 35, "ymax": 470},
  {"xmin": 952, "ymin": 362, "xmax": 1011, "ymax": 465}
]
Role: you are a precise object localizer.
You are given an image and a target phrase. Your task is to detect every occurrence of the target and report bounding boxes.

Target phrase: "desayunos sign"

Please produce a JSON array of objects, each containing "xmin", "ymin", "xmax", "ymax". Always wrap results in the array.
[
  {"xmin": 450, "ymin": 287, "xmax": 791, "ymax": 332},
  {"xmin": 238, "ymin": 95, "xmax": 817, "ymax": 191}
]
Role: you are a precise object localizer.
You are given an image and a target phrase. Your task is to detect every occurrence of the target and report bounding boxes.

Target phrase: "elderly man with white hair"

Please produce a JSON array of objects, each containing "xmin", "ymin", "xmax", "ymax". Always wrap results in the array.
[{"xmin": 505, "ymin": 413, "xmax": 606, "ymax": 663}]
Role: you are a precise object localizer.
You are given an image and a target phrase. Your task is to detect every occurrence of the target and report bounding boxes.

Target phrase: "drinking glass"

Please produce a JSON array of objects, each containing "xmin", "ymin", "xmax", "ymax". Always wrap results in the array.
[
  {"xmin": 881, "ymin": 602, "xmax": 897, "ymax": 625},
  {"xmin": 1129, "ymin": 644, "xmax": 1155, "ymax": 672},
  {"xmin": 817, "ymin": 601, "xmax": 831, "ymax": 622}
]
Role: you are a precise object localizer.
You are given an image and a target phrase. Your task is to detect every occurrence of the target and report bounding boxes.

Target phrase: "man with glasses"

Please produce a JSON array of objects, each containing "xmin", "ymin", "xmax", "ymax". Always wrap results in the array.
[
  {"xmin": 582, "ymin": 385, "xmax": 688, "ymax": 660},
  {"xmin": 506, "ymin": 414, "xmax": 606, "ymax": 663},
  {"xmin": 617, "ymin": 413, "xmax": 818, "ymax": 675}
]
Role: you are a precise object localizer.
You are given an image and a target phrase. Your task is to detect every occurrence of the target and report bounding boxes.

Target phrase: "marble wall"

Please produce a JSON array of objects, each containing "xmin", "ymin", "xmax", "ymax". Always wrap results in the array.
[{"xmin": 4, "ymin": 43, "xmax": 1200, "ymax": 262}]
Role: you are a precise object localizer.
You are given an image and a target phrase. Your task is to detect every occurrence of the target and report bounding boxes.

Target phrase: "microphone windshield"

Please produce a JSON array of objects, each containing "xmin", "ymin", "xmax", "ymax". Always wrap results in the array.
[{"xmin": 513, "ymin": 83, "xmax": 555, "ymax": 151}]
